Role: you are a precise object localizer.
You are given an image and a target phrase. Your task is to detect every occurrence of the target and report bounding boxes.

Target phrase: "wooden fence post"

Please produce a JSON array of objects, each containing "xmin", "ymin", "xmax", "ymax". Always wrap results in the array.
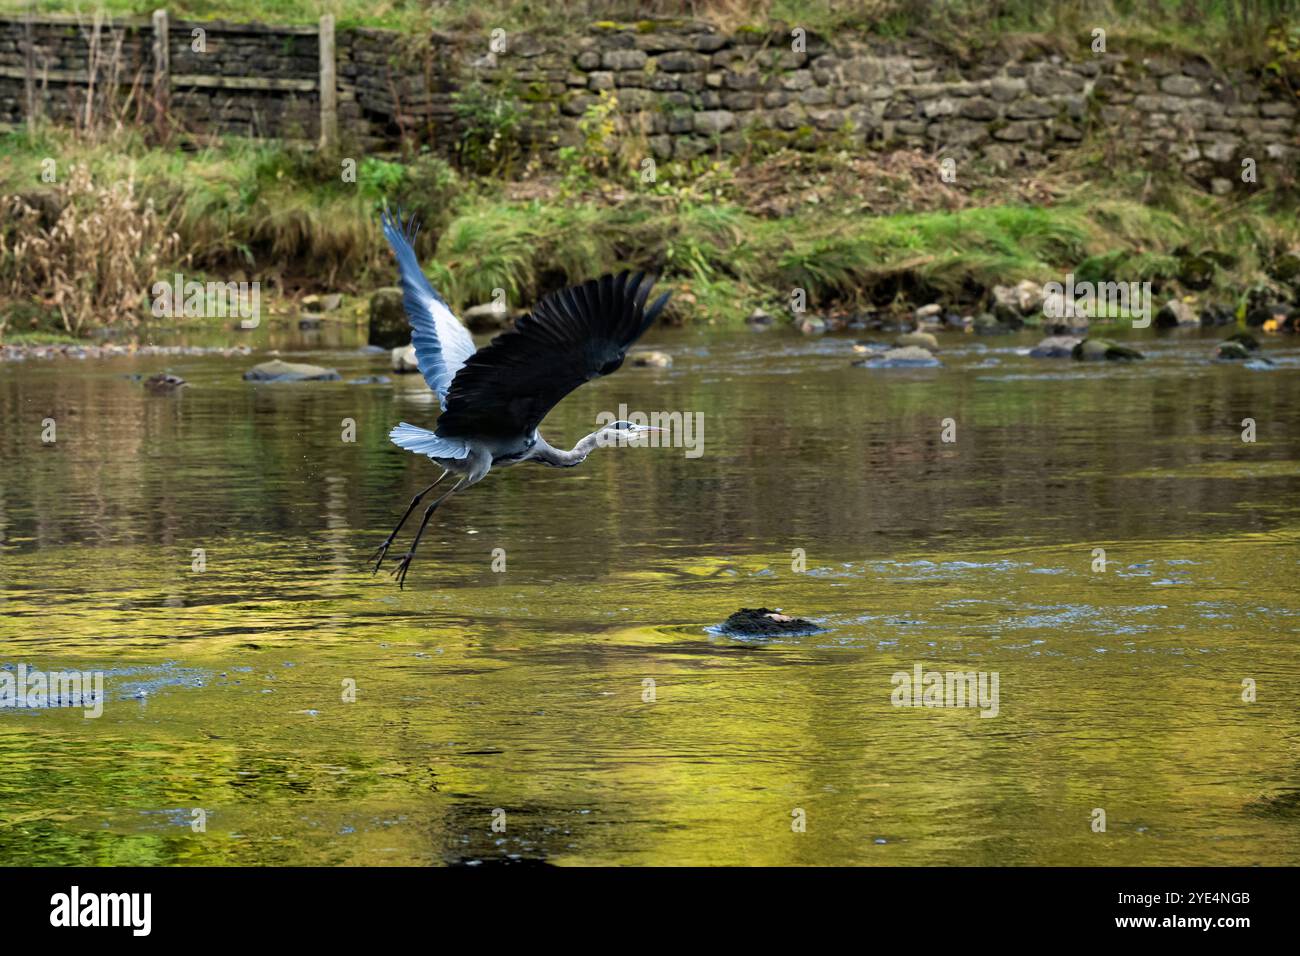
[
  {"xmin": 318, "ymin": 14, "xmax": 337, "ymax": 151},
  {"xmin": 152, "ymin": 9, "xmax": 170, "ymax": 130}
]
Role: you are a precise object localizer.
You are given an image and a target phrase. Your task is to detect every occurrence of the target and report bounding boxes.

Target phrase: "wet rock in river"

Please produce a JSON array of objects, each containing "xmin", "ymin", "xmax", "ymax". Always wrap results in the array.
[
  {"xmin": 717, "ymin": 608, "xmax": 821, "ymax": 637},
  {"xmin": 854, "ymin": 346, "xmax": 942, "ymax": 368},
  {"xmin": 746, "ymin": 307, "xmax": 774, "ymax": 328},
  {"xmin": 1029, "ymin": 335, "xmax": 1082, "ymax": 358},
  {"xmin": 798, "ymin": 316, "xmax": 827, "ymax": 335},
  {"xmin": 391, "ymin": 344, "xmax": 420, "ymax": 373},
  {"xmin": 973, "ymin": 312, "xmax": 1010, "ymax": 335},
  {"xmin": 303, "ymin": 293, "xmax": 343, "ymax": 313},
  {"xmin": 1154, "ymin": 298, "xmax": 1199, "ymax": 328},
  {"xmin": 894, "ymin": 330, "xmax": 939, "ymax": 352},
  {"xmin": 632, "ymin": 349, "xmax": 673, "ymax": 368},
  {"xmin": 463, "ymin": 301, "xmax": 513, "ymax": 333},
  {"xmin": 144, "ymin": 373, "xmax": 187, "ymax": 394},
  {"xmin": 243, "ymin": 359, "xmax": 341, "ymax": 382},
  {"xmin": 1071, "ymin": 338, "xmax": 1145, "ymax": 361},
  {"xmin": 1199, "ymin": 303, "xmax": 1235, "ymax": 326},
  {"xmin": 368, "ymin": 286, "xmax": 407, "ymax": 348}
]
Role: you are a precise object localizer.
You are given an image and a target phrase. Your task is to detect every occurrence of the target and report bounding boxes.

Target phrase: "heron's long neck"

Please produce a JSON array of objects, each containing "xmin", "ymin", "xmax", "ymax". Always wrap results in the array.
[{"xmin": 531, "ymin": 431, "xmax": 605, "ymax": 468}]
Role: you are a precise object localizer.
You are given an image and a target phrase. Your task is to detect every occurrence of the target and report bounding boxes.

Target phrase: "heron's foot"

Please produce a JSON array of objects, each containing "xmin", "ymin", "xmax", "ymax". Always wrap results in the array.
[
  {"xmin": 369, "ymin": 539, "xmax": 394, "ymax": 575},
  {"xmin": 390, "ymin": 551, "xmax": 416, "ymax": 590}
]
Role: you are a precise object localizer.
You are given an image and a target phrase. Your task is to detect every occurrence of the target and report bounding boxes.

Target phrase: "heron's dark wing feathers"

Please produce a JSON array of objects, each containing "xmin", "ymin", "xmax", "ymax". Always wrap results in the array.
[{"xmin": 435, "ymin": 271, "xmax": 670, "ymax": 439}]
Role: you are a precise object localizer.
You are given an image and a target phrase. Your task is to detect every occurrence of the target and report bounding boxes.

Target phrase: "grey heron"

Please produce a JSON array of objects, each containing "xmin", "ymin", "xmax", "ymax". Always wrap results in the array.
[{"xmin": 371, "ymin": 208, "xmax": 671, "ymax": 588}]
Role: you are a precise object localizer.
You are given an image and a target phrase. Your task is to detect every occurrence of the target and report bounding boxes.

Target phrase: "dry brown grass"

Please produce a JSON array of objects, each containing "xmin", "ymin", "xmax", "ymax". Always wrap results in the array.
[{"xmin": 1, "ymin": 164, "xmax": 179, "ymax": 335}]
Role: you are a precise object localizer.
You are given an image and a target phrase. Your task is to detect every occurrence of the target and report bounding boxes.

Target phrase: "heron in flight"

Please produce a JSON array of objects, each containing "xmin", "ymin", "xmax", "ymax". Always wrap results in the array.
[{"xmin": 371, "ymin": 209, "xmax": 670, "ymax": 588}]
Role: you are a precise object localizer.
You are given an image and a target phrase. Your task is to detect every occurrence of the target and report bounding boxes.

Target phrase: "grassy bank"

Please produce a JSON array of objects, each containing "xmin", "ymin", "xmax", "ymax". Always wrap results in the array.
[
  {"xmin": 2, "ymin": 122, "xmax": 1299, "ymax": 336},
  {"xmin": 9, "ymin": 0, "xmax": 1299, "ymax": 69}
]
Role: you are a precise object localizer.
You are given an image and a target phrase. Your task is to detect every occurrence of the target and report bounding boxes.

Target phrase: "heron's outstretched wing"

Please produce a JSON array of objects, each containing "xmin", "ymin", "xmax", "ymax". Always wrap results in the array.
[
  {"xmin": 435, "ymin": 271, "xmax": 670, "ymax": 440},
  {"xmin": 380, "ymin": 207, "xmax": 477, "ymax": 407},
  {"xmin": 389, "ymin": 422, "xmax": 469, "ymax": 460}
]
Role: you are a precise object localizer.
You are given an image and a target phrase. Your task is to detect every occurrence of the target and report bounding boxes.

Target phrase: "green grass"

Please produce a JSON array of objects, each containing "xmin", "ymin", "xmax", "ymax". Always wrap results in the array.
[
  {"xmin": 3, "ymin": 125, "xmax": 1298, "ymax": 333},
  {"xmin": 6, "ymin": 0, "xmax": 1297, "ymax": 67}
]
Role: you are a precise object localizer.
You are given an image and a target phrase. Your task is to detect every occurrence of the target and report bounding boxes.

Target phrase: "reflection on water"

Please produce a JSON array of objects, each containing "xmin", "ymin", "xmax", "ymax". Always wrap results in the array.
[{"xmin": 1, "ymin": 326, "xmax": 1299, "ymax": 865}]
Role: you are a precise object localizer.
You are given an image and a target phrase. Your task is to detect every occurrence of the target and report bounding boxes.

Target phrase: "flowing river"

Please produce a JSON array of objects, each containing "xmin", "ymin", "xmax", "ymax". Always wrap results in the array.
[{"xmin": 1, "ymin": 324, "xmax": 1298, "ymax": 865}]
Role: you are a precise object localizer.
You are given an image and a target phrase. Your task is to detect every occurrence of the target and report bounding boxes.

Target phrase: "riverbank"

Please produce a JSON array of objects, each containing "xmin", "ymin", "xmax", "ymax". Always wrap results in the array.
[{"xmin": 3, "ymin": 124, "xmax": 1299, "ymax": 340}]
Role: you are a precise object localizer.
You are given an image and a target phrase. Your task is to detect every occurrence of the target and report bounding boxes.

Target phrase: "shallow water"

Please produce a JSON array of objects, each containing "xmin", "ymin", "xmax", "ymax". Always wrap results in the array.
[{"xmin": 2, "ymin": 323, "xmax": 1299, "ymax": 865}]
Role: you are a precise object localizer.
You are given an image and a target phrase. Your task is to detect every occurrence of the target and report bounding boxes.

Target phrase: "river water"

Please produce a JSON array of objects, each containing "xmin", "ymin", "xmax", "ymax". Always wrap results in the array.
[{"xmin": 1, "ymin": 323, "xmax": 1298, "ymax": 865}]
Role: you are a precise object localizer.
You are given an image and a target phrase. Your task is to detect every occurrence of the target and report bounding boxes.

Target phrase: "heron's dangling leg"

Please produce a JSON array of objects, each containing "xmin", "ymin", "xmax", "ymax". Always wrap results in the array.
[
  {"xmin": 391, "ymin": 477, "xmax": 466, "ymax": 590},
  {"xmin": 370, "ymin": 470, "xmax": 450, "ymax": 574}
]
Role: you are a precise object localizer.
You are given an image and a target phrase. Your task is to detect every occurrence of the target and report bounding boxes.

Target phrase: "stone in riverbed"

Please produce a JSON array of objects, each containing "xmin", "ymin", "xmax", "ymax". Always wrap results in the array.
[
  {"xmin": 243, "ymin": 359, "xmax": 341, "ymax": 382},
  {"xmin": 894, "ymin": 330, "xmax": 939, "ymax": 352},
  {"xmin": 1154, "ymin": 298, "xmax": 1199, "ymax": 328},
  {"xmin": 854, "ymin": 346, "xmax": 942, "ymax": 368},
  {"xmin": 1071, "ymin": 338, "xmax": 1144, "ymax": 361},
  {"xmin": 303, "ymin": 293, "xmax": 343, "ymax": 313},
  {"xmin": 391, "ymin": 344, "xmax": 420, "ymax": 373},
  {"xmin": 1029, "ymin": 335, "xmax": 1082, "ymax": 358},
  {"xmin": 632, "ymin": 350, "xmax": 672, "ymax": 367},
  {"xmin": 717, "ymin": 607, "xmax": 821, "ymax": 637},
  {"xmin": 463, "ymin": 301, "xmax": 512, "ymax": 333},
  {"xmin": 144, "ymin": 373, "xmax": 188, "ymax": 394},
  {"xmin": 368, "ymin": 287, "xmax": 407, "ymax": 348}
]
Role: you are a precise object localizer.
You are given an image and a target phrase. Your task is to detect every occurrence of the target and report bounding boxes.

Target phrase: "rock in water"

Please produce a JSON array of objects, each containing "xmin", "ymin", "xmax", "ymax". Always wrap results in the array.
[
  {"xmin": 1155, "ymin": 298, "xmax": 1199, "ymax": 328},
  {"xmin": 368, "ymin": 287, "xmax": 407, "ymax": 348},
  {"xmin": 894, "ymin": 331, "xmax": 939, "ymax": 352},
  {"xmin": 391, "ymin": 344, "xmax": 420, "ymax": 373},
  {"xmin": 631, "ymin": 350, "xmax": 672, "ymax": 368},
  {"xmin": 854, "ymin": 346, "xmax": 942, "ymax": 368},
  {"xmin": 718, "ymin": 608, "xmax": 820, "ymax": 637},
  {"xmin": 144, "ymin": 373, "xmax": 187, "ymax": 394},
  {"xmin": 1071, "ymin": 338, "xmax": 1144, "ymax": 362},
  {"xmin": 243, "ymin": 359, "xmax": 341, "ymax": 382},
  {"xmin": 1029, "ymin": 335, "xmax": 1082, "ymax": 358},
  {"xmin": 463, "ymin": 302, "xmax": 512, "ymax": 333}
]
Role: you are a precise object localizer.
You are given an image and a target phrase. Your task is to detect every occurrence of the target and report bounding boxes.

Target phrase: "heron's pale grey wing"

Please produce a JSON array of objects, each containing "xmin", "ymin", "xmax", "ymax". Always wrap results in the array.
[
  {"xmin": 435, "ymin": 271, "xmax": 670, "ymax": 441},
  {"xmin": 389, "ymin": 422, "xmax": 470, "ymax": 459},
  {"xmin": 380, "ymin": 209, "xmax": 477, "ymax": 407}
]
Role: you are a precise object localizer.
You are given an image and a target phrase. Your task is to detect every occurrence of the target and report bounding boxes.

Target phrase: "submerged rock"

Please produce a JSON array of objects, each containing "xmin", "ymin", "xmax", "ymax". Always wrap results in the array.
[
  {"xmin": 717, "ymin": 607, "xmax": 820, "ymax": 637},
  {"xmin": 854, "ymin": 346, "xmax": 942, "ymax": 368},
  {"xmin": 894, "ymin": 330, "xmax": 939, "ymax": 352},
  {"xmin": 1071, "ymin": 338, "xmax": 1145, "ymax": 362},
  {"xmin": 1216, "ymin": 332, "xmax": 1259, "ymax": 361},
  {"xmin": 243, "ymin": 359, "xmax": 341, "ymax": 382},
  {"xmin": 632, "ymin": 350, "xmax": 673, "ymax": 368},
  {"xmin": 972, "ymin": 312, "xmax": 1010, "ymax": 335},
  {"xmin": 1029, "ymin": 335, "xmax": 1082, "ymax": 358},
  {"xmin": 144, "ymin": 373, "xmax": 187, "ymax": 394}
]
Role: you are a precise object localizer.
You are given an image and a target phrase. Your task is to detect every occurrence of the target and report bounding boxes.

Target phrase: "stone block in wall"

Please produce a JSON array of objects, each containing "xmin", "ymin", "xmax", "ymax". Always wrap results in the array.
[
  {"xmin": 602, "ymin": 49, "xmax": 647, "ymax": 71},
  {"xmin": 656, "ymin": 50, "xmax": 708, "ymax": 73},
  {"xmin": 1160, "ymin": 74, "xmax": 1203, "ymax": 96}
]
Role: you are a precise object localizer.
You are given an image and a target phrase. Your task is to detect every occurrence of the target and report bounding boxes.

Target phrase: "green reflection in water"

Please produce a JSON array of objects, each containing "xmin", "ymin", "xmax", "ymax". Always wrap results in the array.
[{"xmin": 1, "ymin": 327, "xmax": 1299, "ymax": 865}]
